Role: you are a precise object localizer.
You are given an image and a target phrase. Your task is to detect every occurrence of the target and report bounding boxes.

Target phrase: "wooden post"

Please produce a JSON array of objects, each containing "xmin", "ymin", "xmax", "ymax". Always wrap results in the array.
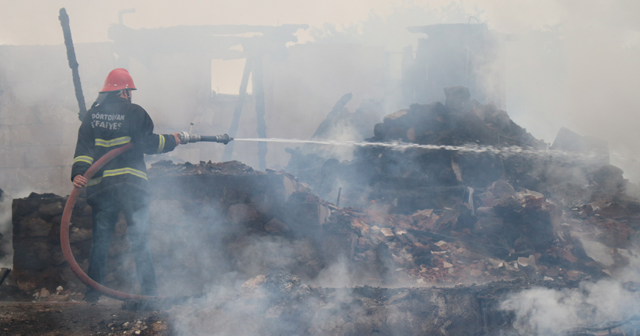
[
  {"xmin": 58, "ymin": 8, "xmax": 87, "ymax": 121},
  {"xmin": 253, "ymin": 54, "xmax": 267, "ymax": 171},
  {"xmin": 222, "ymin": 57, "xmax": 253, "ymax": 162}
]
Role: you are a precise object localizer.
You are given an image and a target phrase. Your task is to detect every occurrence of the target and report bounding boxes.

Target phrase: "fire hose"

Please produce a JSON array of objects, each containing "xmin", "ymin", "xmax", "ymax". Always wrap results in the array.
[{"xmin": 60, "ymin": 133, "xmax": 232, "ymax": 301}]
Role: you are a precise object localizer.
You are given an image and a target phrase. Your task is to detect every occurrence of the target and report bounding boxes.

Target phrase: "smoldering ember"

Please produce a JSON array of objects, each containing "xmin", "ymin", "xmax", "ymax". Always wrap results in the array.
[{"xmin": 2, "ymin": 5, "xmax": 640, "ymax": 336}]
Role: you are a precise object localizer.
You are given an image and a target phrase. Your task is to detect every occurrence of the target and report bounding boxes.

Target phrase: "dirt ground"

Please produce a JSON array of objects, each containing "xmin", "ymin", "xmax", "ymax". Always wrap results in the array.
[{"xmin": 0, "ymin": 300, "xmax": 171, "ymax": 336}]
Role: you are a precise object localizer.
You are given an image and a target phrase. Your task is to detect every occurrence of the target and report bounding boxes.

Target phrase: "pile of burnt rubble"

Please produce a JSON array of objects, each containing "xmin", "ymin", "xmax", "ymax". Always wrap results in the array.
[
  {"xmin": 286, "ymin": 87, "xmax": 606, "ymax": 205},
  {"xmin": 7, "ymin": 86, "xmax": 640, "ymax": 303},
  {"xmin": 285, "ymin": 86, "xmax": 640, "ymax": 285},
  {"xmin": 328, "ymin": 170, "xmax": 640, "ymax": 286},
  {"xmin": 11, "ymin": 192, "xmax": 103, "ymax": 301},
  {"xmin": 9, "ymin": 161, "xmax": 345, "ymax": 298}
]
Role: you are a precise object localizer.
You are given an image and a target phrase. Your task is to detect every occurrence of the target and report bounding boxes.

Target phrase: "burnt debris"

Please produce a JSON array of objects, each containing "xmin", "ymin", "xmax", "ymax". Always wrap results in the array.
[{"xmin": 6, "ymin": 86, "xmax": 640, "ymax": 335}]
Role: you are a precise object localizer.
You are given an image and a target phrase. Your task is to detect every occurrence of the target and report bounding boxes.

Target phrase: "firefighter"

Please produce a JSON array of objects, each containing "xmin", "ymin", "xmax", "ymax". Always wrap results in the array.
[{"xmin": 71, "ymin": 68, "xmax": 180, "ymax": 302}]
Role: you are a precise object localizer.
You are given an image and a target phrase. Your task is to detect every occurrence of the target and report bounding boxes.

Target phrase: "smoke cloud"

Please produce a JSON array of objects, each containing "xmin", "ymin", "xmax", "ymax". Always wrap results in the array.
[
  {"xmin": 502, "ymin": 279, "xmax": 640, "ymax": 335},
  {"xmin": 3, "ymin": 1, "xmax": 640, "ymax": 334},
  {"xmin": 501, "ymin": 251, "xmax": 640, "ymax": 335},
  {"xmin": 3, "ymin": 1, "xmax": 640, "ymax": 178}
]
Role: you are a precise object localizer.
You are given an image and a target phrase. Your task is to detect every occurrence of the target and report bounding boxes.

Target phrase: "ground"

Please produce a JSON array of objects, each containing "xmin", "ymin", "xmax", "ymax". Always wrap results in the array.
[{"xmin": 0, "ymin": 301, "xmax": 171, "ymax": 336}]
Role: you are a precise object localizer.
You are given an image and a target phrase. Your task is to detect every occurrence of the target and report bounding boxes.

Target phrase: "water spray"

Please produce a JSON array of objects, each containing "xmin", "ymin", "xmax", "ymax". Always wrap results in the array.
[{"xmin": 233, "ymin": 138, "xmax": 608, "ymax": 162}]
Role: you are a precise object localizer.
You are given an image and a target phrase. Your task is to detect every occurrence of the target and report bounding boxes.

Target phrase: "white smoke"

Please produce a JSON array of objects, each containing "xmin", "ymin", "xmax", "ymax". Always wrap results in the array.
[{"xmin": 502, "ymin": 253, "xmax": 640, "ymax": 335}]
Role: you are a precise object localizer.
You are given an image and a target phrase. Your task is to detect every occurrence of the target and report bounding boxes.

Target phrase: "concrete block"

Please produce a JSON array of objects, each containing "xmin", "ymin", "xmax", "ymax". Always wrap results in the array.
[
  {"xmin": 0, "ymin": 146, "xmax": 25, "ymax": 168},
  {"xmin": 69, "ymin": 227, "xmax": 92, "ymax": 243},
  {"xmin": 39, "ymin": 201, "xmax": 64, "ymax": 217},
  {"xmin": 18, "ymin": 217, "xmax": 52, "ymax": 238},
  {"xmin": 10, "ymin": 124, "xmax": 64, "ymax": 146},
  {"xmin": 578, "ymin": 238, "xmax": 614, "ymax": 266},
  {"xmin": 25, "ymin": 145, "xmax": 74, "ymax": 168}
]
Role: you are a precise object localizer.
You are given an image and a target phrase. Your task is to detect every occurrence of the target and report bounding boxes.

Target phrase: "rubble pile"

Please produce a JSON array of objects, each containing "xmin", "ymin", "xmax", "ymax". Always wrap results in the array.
[
  {"xmin": 7, "ymin": 85, "xmax": 640, "ymax": 335},
  {"xmin": 11, "ymin": 193, "xmax": 93, "ymax": 296},
  {"xmin": 10, "ymin": 88, "xmax": 640, "ymax": 300},
  {"xmin": 325, "ymin": 178, "xmax": 621, "ymax": 286},
  {"xmin": 286, "ymin": 87, "xmax": 609, "ymax": 208},
  {"xmin": 370, "ymin": 86, "xmax": 544, "ymax": 148},
  {"xmin": 284, "ymin": 86, "xmax": 640, "ymax": 286},
  {"xmin": 10, "ymin": 161, "xmax": 353, "ymax": 297}
]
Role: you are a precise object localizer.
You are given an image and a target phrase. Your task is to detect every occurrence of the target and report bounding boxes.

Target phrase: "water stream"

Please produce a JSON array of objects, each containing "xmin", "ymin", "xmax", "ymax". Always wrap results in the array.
[{"xmin": 233, "ymin": 138, "xmax": 608, "ymax": 162}]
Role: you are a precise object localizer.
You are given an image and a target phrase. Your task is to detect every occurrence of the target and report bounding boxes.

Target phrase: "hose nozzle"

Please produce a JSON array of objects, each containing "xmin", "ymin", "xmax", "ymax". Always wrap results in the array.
[
  {"xmin": 177, "ymin": 132, "xmax": 233, "ymax": 145},
  {"xmin": 202, "ymin": 133, "xmax": 233, "ymax": 144}
]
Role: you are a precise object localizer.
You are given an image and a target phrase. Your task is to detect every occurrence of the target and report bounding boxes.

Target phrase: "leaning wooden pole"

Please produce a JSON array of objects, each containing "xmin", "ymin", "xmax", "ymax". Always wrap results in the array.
[
  {"xmin": 222, "ymin": 57, "xmax": 253, "ymax": 162},
  {"xmin": 253, "ymin": 54, "xmax": 267, "ymax": 171},
  {"xmin": 59, "ymin": 8, "xmax": 87, "ymax": 121}
]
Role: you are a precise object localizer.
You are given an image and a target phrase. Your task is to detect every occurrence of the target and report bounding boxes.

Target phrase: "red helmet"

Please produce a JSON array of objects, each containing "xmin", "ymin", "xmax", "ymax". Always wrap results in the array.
[{"xmin": 100, "ymin": 68, "xmax": 137, "ymax": 92}]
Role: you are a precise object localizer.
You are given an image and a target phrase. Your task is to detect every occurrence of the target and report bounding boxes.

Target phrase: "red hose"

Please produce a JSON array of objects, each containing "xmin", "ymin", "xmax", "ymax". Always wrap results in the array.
[{"xmin": 60, "ymin": 142, "xmax": 161, "ymax": 300}]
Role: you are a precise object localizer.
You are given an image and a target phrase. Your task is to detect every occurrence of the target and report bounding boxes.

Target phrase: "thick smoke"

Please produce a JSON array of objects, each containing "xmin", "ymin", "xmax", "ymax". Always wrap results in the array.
[
  {"xmin": 3, "ymin": 1, "xmax": 640, "ymax": 194},
  {"xmin": 501, "ymin": 252, "xmax": 640, "ymax": 335},
  {"xmin": 313, "ymin": 1, "xmax": 640, "ymax": 181},
  {"xmin": 482, "ymin": 1, "xmax": 640, "ymax": 180},
  {"xmin": 502, "ymin": 279, "xmax": 640, "ymax": 335},
  {"xmin": 3, "ymin": 1, "xmax": 640, "ymax": 335}
]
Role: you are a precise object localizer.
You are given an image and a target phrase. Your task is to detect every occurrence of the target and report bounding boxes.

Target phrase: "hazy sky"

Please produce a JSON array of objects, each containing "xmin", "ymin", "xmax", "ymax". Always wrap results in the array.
[
  {"xmin": 0, "ymin": 0, "xmax": 404, "ymax": 45},
  {"xmin": 5, "ymin": 1, "xmax": 458, "ymax": 45},
  {"xmin": 6, "ymin": 0, "xmax": 634, "ymax": 45},
  {"xmin": 2, "ymin": 0, "xmax": 640, "ymax": 178}
]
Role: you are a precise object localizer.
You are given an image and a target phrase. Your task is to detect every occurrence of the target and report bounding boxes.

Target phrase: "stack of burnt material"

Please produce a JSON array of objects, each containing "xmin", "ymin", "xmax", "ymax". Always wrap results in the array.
[
  {"xmin": 286, "ymin": 87, "xmax": 551, "ymax": 210},
  {"xmin": 282, "ymin": 86, "xmax": 639, "ymax": 286},
  {"xmin": 11, "ymin": 160, "xmax": 640, "ymax": 296},
  {"xmin": 363, "ymin": 86, "xmax": 545, "ymax": 199},
  {"xmin": 145, "ymin": 160, "xmax": 351, "ymax": 293},
  {"xmin": 11, "ymin": 193, "xmax": 92, "ymax": 298},
  {"xmin": 11, "ymin": 161, "xmax": 355, "ymax": 298},
  {"xmin": 294, "ymin": 144, "xmax": 640, "ymax": 287},
  {"xmin": 325, "ymin": 163, "xmax": 640, "ymax": 288},
  {"xmin": 11, "ymin": 99, "xmax": 640, "ymax": 297},
  {"xmin": 562, "ymin": 165, "xmax": 640, "ymax": 272},
  {"xmin": 322, "ymin": 184, "xmax": 556, "ymax": 286}
]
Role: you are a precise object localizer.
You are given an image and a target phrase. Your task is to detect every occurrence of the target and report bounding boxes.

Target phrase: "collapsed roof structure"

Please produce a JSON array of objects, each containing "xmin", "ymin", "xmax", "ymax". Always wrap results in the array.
[{"xmin": 109, "ymin": 22, "xmax": 309, "ymax": 171}]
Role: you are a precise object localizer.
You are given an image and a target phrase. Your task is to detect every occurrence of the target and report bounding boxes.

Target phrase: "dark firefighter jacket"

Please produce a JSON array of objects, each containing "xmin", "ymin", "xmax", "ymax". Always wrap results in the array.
[{"xmin": 71, "ymin": 96, "xmax": 177, "ymax": 203}]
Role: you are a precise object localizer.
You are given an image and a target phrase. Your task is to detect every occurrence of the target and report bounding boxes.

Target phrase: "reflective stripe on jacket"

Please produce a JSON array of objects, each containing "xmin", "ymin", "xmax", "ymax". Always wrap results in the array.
[{"xmin": 71, "ymin": 96, "xmax": 177, "ymax": 199}]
